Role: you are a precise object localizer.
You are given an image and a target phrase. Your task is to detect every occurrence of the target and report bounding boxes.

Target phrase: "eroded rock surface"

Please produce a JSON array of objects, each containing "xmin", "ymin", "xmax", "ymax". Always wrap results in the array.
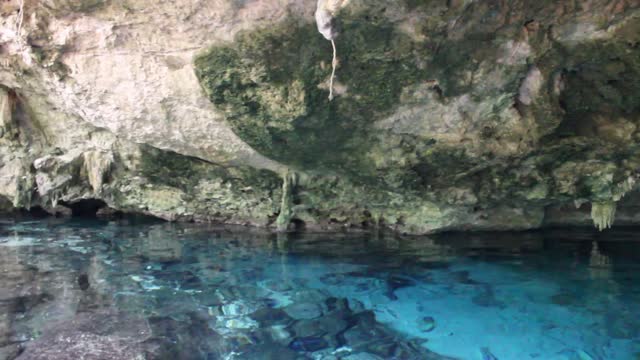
[{"xmin": 0, "ymin": 0, "xmax": 639, "ymax": 233}]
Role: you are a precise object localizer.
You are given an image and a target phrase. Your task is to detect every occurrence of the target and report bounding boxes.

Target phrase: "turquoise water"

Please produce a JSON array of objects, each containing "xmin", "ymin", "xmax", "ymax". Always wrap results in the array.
[{"xmin": 0, "ymin": 218, "xmax": 639, "ymax": 360}]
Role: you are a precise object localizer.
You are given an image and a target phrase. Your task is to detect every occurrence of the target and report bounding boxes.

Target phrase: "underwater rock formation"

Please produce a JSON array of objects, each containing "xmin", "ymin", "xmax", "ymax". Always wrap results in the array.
[{"xmin": 0, "ymin": 0, "xmax": 639, "ymax": 233}]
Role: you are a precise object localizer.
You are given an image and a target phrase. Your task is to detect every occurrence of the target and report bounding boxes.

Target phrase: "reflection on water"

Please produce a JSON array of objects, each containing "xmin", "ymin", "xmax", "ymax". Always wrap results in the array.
[{"xmin": 0, "ymin": 219, "xmax": 639, "ymax": 359}]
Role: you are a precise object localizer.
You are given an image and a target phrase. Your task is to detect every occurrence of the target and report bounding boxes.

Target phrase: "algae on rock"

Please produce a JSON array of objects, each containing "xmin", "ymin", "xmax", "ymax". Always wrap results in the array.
[{"xmin": 194, "ymin": 9, "xmax": 430, "ymax": 178}]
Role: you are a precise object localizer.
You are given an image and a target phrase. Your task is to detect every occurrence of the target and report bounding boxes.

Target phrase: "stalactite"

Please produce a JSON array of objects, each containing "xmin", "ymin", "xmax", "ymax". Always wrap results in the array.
[
  {"xmin": 12, "ymin": 173, "xmax": 33, "ymax": 209},
  {"xmin": 83, "ymin": 151, "xmax": 113, "ymax": 194},
  {"xmin": 0, "ymin": 88, "xmax": 20, "ymax": 140},
  {"xmin": 591, "ymin": 201, "xmax": 616, "ymax": 231},
  {"xmin": 0, "ymin": 87, "xmax": 10, "ymax": 136},
  {"xmin": 613, "ymin": 176, "xmax": 635, "ymax": 201},
  {"xmin": 276, "ymin": 170, "xmax": 298, "ymax": 232}
]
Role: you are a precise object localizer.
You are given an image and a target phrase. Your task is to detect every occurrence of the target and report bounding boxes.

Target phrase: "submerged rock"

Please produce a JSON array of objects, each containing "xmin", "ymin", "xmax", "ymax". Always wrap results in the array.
[
  {"xmin": 385, "ymin": 275, "xmax": 416, "ymax": 300},
  {"xmin": 342, "ymin": 353, "xmax": 384, "ymax": 360},
  {"xmin": 450, "ymin": 270, "xmax": 479, "ymax": 285},
  {"xmin": 480, "ymin": 347, "xmax": 499, "ymax": 360},
  {"xmin": 15, "ymin": 311, "xmax": 158, "ymax": 360},
  {"xmin": 558, "ymin": 349, "xmax": 596, "ymax": 360},
  {"xmin": 267, "ymin": 325, "xmax": 292, "ymax": 345},
  {"xmin": 284, "ymin": 302, "xmax": 323, "ymax": 320},
  {"xmin": 16, "ymin": 331, "xmax": 145, "ymax": 360},
  {"xmin": 220, "ymin": 301, "xmax": 255, "ymax": 317},
  {"xmin": 289, "ymin": 336, "xmax": 329, "ymax": 352},
  {"xmin": 238, "ymin": 343, "xmax": 300, "ymax": 360},
  {"xmin": 250, "ymin": 307, "xmax": 293, "ymax": 326},
  {"xmin": 0, "ymin": 345, "xmax": 21, "ymax": 360},
  {"xmin": 550, "ymin": 293, "xmax": 580, "ymax": 307},
  {"xmin": 222, "ymin": 318, "xmax": 259, "ymax": 330},
  {"xmin": 604, "ymin": 313, "xmax": 638, "ymax": 339},
  {"xmin": 292, "ymin": 311, "xmax": 348, "ymax": 338},
  {"xmin": 472, "ymin": 285, "xmax": 506, "ymax": 308},
  {"xmin": 419, "ymin": 316, "xmax": 436, "ymax": 333}
]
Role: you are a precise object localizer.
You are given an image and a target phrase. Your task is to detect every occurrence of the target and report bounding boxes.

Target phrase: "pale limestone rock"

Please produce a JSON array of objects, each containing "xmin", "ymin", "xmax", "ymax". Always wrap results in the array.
[
  {"xmin": 0, "ymin": 87, "xmax": 10, "ymax": 135},
  {"xmin": 518, "ymin": 67, "xmax": 543, "ymax": 106},
  {"xmin": 496, "ymin": 40, "xmax": 532, "ymax": 66},
  {"xmin": 593, "ymin": 116, "xmax": 637, "ymax": 145},
  {"xmin": 1, "ymin": 0, "xmax": 314, "ymax": 171},
  {"xmin": 315, "ymin": 0, "xmax": 350, "ymax": 40},
  {"xmin": 33, "ymin": 151, "xmax": 84, "ymax": 199},
  {"xmin": 0, "ymin": 0, "xmax": 638, "ymax": 233},
  {"xmin": 82, "ymin": 150, "xmax": 113, "ymax": 193}
]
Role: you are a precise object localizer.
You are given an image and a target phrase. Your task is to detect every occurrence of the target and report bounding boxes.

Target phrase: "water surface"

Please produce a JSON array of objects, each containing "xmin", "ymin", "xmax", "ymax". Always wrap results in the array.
[{"xmin": 0, "ymin": 218, "xmax": 639, "ymax": 359}]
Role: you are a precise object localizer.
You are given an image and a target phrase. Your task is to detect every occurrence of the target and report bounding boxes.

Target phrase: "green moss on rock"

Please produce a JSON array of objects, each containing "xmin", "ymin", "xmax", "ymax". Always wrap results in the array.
[
  {"xmin": 110, "ymin": 145, "xmax": 283, "ymax": 224},
  {"xmin": 560, "ymin": 42, "xmax": 640, "ymax": 117},
  {"xmin": 138, "ymin": 145, "xmax": 280, "ymax": 194},
  {"xmin": 194, "ymin": 10, "xmax": 430, "ymax": 177},
  {"xmin": 46, "ymin": 0, "xmax": 109, "ymax": 13},
  {"xmin": 186, "ymin": 1, "xmax": 640, "ymax": 233}
]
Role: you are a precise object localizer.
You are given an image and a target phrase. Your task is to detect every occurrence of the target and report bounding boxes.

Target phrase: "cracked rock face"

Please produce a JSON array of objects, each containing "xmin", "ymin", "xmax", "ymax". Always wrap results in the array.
[{"xmin": 0, "ymin": 0, "xmax": 639, "ymax": 234}]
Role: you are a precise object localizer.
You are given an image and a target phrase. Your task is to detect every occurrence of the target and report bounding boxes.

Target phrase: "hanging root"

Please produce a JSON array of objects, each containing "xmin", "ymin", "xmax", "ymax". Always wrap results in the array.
[
  {"xmin": 315, "ymin": 0, "xmax": 348, "ymax": 101},
  {"xmin": 15, "ymin": 0, "xmax": 25, "ymax": 51},
  {"xmin": 329, "ymin": 39, "xmax": 337, "ymax": 101},
  {"xmin": 17, "ymin": 0, "xmax": 24, "ymax": 33}
]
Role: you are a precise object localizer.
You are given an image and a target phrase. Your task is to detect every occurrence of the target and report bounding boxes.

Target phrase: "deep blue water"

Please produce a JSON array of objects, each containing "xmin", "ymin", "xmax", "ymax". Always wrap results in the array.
[{"xmin": 0, "ymin": 218, "xmax": 639, "ymax": 360}]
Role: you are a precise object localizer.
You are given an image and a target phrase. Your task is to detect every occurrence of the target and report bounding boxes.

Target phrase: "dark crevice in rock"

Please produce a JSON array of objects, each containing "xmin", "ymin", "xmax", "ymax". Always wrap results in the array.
[
  {"xmin": 290, "ymin": 218, "xmax": 306, "ymax": 231},
  {"xmin": 60, "ymin": 199, "xmax": 107, "ymax": 218},
  {"xmin": 549, "ymin": 34, "xmax": 640, "ymax": 144},
  {"xmin": 21, "ymin": 206, "xmax": 51, "ymax": 218}
]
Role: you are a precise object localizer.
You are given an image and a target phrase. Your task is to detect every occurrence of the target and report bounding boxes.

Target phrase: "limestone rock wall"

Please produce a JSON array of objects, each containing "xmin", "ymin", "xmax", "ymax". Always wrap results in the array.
[{"xmin": 0, "ymin": 0, "xmax": 639, "ymax": 233}]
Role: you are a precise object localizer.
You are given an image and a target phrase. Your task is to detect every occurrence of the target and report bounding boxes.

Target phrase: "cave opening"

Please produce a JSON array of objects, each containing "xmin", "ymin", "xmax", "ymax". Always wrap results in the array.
[
  {"xmin": 60, "ymin": 199, "xmax": 107, "ymax": 218},
  {"xmin": 290, "ymin": 218, "xmax": 307, "ymax": 232},
  {"xmin": 20, "ymin": 206, "xmax": 50, "ymax": 218}
]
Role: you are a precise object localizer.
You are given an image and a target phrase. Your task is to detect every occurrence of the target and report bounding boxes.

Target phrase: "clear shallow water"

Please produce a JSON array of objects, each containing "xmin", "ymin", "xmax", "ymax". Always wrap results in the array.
[{"xmin": 0, "ymin": 218, "xmax": 639, "ymax": 360}]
